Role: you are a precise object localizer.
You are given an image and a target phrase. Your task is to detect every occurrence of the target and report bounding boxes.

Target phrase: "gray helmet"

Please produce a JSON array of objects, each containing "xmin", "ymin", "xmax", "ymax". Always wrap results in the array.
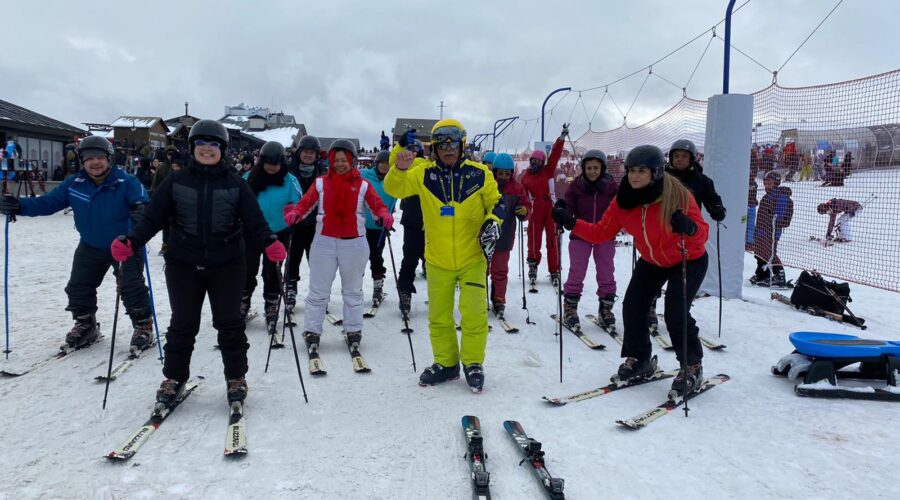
[
  {"xmin": 188, "ymin": 119, "xmax": 229, "ymax": 152},
  {"xmin": 669, "ymin": 139, "xmax": 697, "ymax": 164},
  {"xmin": 296, "ymin": 135, "xmax": 321, "ymax": 152},
  {"xmin": 580, "ymin": 149, "xmax": 608, "ymax": 173},
  {"xmin": 374, "ymin": 150, "xmax": 390, "ymax": 165},
  {"xmin": 625, "ymin": 145, "xmax": 665, "ymax": 181},
  {"xmin": 330, "ymin": 139, "xmax": 357, "ymax": 161},
  {"xmin": 77, "ymin": 136, "xmax": 115, "ymax": 161}
]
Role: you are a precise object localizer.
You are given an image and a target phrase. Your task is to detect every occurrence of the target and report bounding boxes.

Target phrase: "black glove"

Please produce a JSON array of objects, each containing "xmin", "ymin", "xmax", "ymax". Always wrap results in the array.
[
  {"xmin": 670, "ymin": 209, "xmax": 697, "ymax": 236},
  {"xmin": 560, "ymin": 123, "xmax": 570, "ymax": 140},
  {"xmin": 0, "ymin": 195, "xmax": 21, "ymax": 216},
  {"xmin": 553, "ymin": 199, "xmax": 567, "ymax": 211},
  {"xmin": 398, "ymin": 128, "xmax": 417, "ymax": 148},
  {"xmin": 552, "ymin": 206, "xmax": 576, "ymax": 231},
  {"xmin": 478, "ymin": 219, "xmax": 501, "ymax": 261},
  {"xmin": 708, "ymin": 204, "xmax": 726, "ymax": 222}
]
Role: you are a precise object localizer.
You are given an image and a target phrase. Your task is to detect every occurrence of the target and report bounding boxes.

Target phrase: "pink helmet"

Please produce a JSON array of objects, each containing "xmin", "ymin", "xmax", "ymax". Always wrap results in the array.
[{"xmin": 530, "ymin": 150, "xmax": 547, "ymax": 162}]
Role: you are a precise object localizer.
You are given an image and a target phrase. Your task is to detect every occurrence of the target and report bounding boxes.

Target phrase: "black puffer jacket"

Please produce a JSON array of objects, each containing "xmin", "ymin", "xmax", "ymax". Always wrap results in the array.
[
  {"xmin": 129, "ymin": 161, "xmax": 272, "ymax": 268},
  {"xmin": 400, "ymin": 195, "xmax": 423, "ymax": 229},
  {"xmin": 665, "ymin": 162, "xmax": 725, "ymax": 219}
]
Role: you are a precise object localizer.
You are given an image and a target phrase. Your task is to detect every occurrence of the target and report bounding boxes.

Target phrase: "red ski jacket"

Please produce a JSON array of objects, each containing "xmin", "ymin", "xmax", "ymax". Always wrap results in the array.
[
  {"xmin": 288, "ymin": 168, "xmax": 389, "ymax": 239},
  {"xmin": 520, "ymin": 138, "xmax": 564, "ymax": 206}
]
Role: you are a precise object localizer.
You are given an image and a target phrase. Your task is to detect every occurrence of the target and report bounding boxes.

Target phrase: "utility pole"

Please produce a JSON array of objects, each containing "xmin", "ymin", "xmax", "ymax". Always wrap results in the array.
[
  {"xmin": 184, "ymin": 101, "xmax": 189, "ymax": 116},
  {"xmin": 438, "ymin": 100, "xmax": 446, "ymax": 119}
]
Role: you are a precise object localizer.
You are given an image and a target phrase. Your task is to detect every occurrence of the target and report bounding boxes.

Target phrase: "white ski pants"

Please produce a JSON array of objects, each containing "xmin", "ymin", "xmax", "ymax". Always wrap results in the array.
[{"xmin": 303, "ymin": 235, "xmax": 369, "ymax": 334}]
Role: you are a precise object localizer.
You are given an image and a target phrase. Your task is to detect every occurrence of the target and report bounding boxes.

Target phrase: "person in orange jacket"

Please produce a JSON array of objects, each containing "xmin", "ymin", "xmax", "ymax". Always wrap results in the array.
[
  {"xmin": 520, "ymin": 124, "xmax": 568, "ymax": 289},
  {"xmin": 553, "ymin": 145, "xmax": 710, "ymax": 398}
]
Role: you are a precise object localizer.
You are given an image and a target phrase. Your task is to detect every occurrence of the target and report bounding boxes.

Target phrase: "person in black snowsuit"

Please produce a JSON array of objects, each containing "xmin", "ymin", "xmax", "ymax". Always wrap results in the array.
[
  {"xmin": 645, "ymin": 139, "xmax": 726, "ymax": 328},
  {"xmin": 112, "ymin": 120, "xmax": 287, "ymax": 406},
  {"xmin": 394, "ymin": 134, "xmax": 427, "ymax": 319},
  {"xmin": 284, "ymin": 135, "xmax": 329, "ymax": 308}
]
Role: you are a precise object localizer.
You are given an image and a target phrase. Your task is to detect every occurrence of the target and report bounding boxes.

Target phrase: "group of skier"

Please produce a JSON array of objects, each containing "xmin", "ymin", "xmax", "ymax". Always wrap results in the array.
[{"xmin": 1, "ymin": 113, "xmax": 753, "ymax": 405}]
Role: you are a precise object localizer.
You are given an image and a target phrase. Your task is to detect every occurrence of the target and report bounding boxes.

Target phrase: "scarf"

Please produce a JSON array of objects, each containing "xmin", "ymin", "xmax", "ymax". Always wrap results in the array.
[{"xmin": 616, "ymin": 176, "xmax": 664, "ymax": 209}]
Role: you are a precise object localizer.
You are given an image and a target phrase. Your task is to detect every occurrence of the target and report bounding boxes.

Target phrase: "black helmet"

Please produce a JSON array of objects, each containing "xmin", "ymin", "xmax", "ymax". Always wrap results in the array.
[
  {"xmin": 77, "ymin": 136, "xmax": 114, "ymax": 161},
  {"xmin": 188, "ymin": 119, "xmax": 229, "ymax": 152},
  {"xmin": 259, "ymin": 141, "xmax": 285, "ymax": 165},
  {"xmin": 374, "ymin": 150, "xmax": 390, "ymax": 165},
  {"xmin": 297, "ymin": 135, "xmax": 321, "ymax": 152},
  {"xmin": 580, "ymin": 149, "xmax": 608, "ymax": 172},
  {"xmin": 669, "ymin": 139, "xmax": 697, "ymax": 164},
  {"xmin": 330, "ymin": 139, "xmax": 357, "ymax": 160},
  {"xmin": 764, "ymin": 170, "xmax": 782, "ymax": 186},
  {"xmin": 624, "ymin": 145, "xmax": 665, "ymax": 180}
]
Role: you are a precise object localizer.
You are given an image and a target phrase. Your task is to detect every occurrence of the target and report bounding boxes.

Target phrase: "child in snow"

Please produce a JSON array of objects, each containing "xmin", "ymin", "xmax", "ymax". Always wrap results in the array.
[
  {"xmin": 556, "ymin": 149, "xmax": 618, "ymax": 332},
  {"xmin": 283, "ymin": 140, "xmax": 392, "ymax": 358},
  {"xmin": 488, "ymin": 153, "xmax": 530, "ymax": 319},
  {"xmin": 360, "ymin": 149, "xmax": 397, "ymax": 308},
  {"xmin": 750, "ymin": 171, "xmax": 793, "ymax": 287},
  {"xmin": 241, "ymin": 141, "xmax": 302, "ymax": 334},
  {"xmin": 116, "ymin": 120, "xmax": 286, "ymax": 406},
  {"xmin": 817, "ymin": 198, "xmax": 862, "ymax": 242},
  {"xmin": 520, "ymin": 124, "xmax": 569, "ymax": 289},
  {"xmin": 553, "ymin": 145, "xmax": 710, "ymax": 398}
]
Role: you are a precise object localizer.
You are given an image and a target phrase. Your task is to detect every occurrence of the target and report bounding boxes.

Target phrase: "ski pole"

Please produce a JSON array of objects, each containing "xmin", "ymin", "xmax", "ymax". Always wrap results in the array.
[
  {"xmin": 386, "ymin": 231, "xmax": 416, "ymax": 372},
  {"xmin": 4, "ymin": 213, "xmax": 14, "ymax": 359},
  {"xmin": 102, "ymin": 242, "xmax": 126, "ymax": 410},
  {"xmin": 680, "ymin": 234, "xmax": 690, "ymax": 418},
  {"xmin": 556, "ymin": 225, "xmax": 564, "ymax": 384},
  {"xmin": 518, "ymin": 220, "xmax": 534, "ymax": 325},
  {"xmin": 264, "ymin": 236, "xmax": 283, "ymax": 373},
  {"xmin": 272, "ymin": 235, "xmax": 308, "ymax": 403},
  {"xmin": 716, "ymin": 222, "xmax": 723, "ymax": 338},
  {"xmin": 141, "ymin": 246, "xmax": 164, "ymax": 363}
]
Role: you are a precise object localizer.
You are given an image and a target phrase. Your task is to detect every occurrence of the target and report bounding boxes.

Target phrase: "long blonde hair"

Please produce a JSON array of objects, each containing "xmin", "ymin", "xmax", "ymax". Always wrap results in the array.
[{"xmin": 659, "ymin": 173, "xmax": 693, "ymax": 231}]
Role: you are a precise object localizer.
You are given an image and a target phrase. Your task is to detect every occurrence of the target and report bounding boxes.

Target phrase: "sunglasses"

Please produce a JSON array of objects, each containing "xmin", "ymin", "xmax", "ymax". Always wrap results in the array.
[
  {"xmin": 435, "ymin": 141, "xmax": 460, "ymax": 151},
  {"xmin": 195, "ymin": 140, "xmax": 221, "ymax": 148}
]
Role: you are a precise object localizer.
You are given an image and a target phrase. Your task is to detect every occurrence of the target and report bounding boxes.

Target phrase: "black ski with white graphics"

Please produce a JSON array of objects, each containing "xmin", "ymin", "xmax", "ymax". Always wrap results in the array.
[
  {"xmin": 649, "ymin": 324, "xmax": 673, "ymax": 350},
  {"xmin": 345, "ymin": 337, "xmax": 370, "ymax": 373},
  {"xmin": 462, "ymin": 415, "xmax": 491, "ymax": 500},
  {"xmin": 307, "ymin": 343, "xmax": 327, "ymax": 376},
  {"xmin": 106, "ymin": 379, "xmax": 201, "ymax": 460},
  {"xmin": 224, "ymin": 401, "xmax": 247, "ymax": 456},
  {"xmin": 616, "ymin": 374, "xmax": 730, "ymax": 430},
  {"xmin": 503, "ymin": 420, "xmax": 565, "ymax": 499},
  {"xmin": 585, "ymin": 314, "xmax": 623, "ymax": 346},
  {"xmin": 550, "ymin": 314, "xmax": 606, "ymax": 350},
  {"xmin": 363, "ymin": 294, "xmax": 385, "ymax": 318},
  {"xmin": 698, "ymin": 335, "xmax": 726, "ymax": 351},
  {"xmin": 543, "ymin": 369, "xmax": 680, "ymax": 406},
  {"xmin": 95, "ymin": 342, "xmax": 158, "ymax": 382},
  {"xmin": 496, "ymin": 316, "xmax": 519, "ymax": 334},
  {"xmin": 2, "ymin": 335, "xmax": 105, "ymax": 377}
]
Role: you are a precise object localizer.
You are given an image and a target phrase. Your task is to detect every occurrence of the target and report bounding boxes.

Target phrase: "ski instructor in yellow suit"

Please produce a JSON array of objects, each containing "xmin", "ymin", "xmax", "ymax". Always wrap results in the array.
[{"xmin": 386, "ymin": 119, "xmax": 503, "ymax": 393}]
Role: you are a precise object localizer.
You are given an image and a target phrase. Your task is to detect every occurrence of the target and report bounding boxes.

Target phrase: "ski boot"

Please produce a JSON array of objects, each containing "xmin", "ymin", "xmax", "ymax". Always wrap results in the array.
[
  {"xmin": 129, "ymin": 311, "xmax": 154, "ymax": 353},
  {"xmin": 418, "ymin": 362, "xmax": 460, "ymax": 386},
  {"xmin": 399, "ymin": 291, "xmax": 412, "ymax": 320},
  {"xmin": 599, "ymin": 294, "xmax": 617, "ymax": 331},
  {"xmin": 771, "ymin": 268, "xmax": 789, "ymax": 288},
  {"xmin": 284, "ymin": 279, "xmax": 298, "ymax": 307},
  {"xmin": 65, "ymin": 313, "xmax": 99, "ymax": 349},
  {"xmin": 344, "ymin": 330, "xmax": 362, "ymax": 348},
  {"xmin": 491, "ymin": 299, "xmax": 505, "ymax": 319},
  {"xmin": 527, "ymin": 259, "xmax": 538, "ymax": 289},
  {"xmin": 226, "ymin": 377, "xmax": 248, "ymax": 403},
  {"xmin": 303, "ymin": 331, "xmax": 321, "ymax": 349},
  {"xmin": 647, "ymin": 296, "xmax": 659, "ymax": 333},
  {"xmin": 372, "ymin": 277, "xmax": 385, "ymax": 307},
  {"xmin": 156, "ymin": 378, "xmax": 186, "ymax": 406},
  {"xmin": 463, "ymin": 363, "xmax": 485, "ymax": 393},
  {"xmin": 613, "ymin": 355, "xmax": 658, "ymax": 383},
  {"xmin": 550, "ymin": 272, "xmax": 561, "ymax": 289},
  {"xmin": 239, "ymin": 292, "xmax": 252, "ymax": 322},
  {"xmin": 562, "ymin": 294, "xmax": 580, "ymax": 331},
  {"xmin": 263, "ymin": 293, "xmax": 280, "ymax": 333},
  {"xmin": 669, "ymin": 362, "xmax": 703, "ymax": 400}
]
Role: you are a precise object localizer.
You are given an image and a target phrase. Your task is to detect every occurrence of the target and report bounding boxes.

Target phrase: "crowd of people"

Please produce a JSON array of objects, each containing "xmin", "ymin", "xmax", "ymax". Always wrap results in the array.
[{"xmin": 0, "ymin": 115, "xmax": 869, "ymax": 406}]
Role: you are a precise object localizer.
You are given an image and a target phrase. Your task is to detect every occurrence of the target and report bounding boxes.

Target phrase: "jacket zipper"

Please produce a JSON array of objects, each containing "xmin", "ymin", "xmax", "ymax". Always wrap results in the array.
[
  {"xmin": 641, "ymin": 205, "xmax": 661, "ymax": 266},
  {"xmin": 202, "ymin": 175, "xmax": 209, "ymax": 264}
]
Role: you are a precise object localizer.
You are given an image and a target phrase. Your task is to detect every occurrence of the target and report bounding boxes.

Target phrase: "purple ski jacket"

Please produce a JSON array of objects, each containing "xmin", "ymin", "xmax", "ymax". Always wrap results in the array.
[{"xmin": 564, "ymin": 173, "xmax": 618, "ymax": 242}]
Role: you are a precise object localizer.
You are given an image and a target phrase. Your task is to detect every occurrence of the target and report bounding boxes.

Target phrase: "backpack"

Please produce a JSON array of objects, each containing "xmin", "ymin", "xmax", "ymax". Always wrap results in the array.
[{"xmin": 790, "ymin": 271, "xmax": 851, "ymax": 315}]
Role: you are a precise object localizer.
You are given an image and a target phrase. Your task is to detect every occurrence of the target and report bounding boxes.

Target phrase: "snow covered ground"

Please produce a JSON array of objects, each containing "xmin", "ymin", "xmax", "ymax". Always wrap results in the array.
[{"xmin": 1, "ymin": 209, "xmax": 898, "ymax": 500}]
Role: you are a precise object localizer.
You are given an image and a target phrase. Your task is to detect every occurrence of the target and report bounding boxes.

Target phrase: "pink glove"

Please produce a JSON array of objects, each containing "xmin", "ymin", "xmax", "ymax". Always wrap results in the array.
[
  {"xmin": 265, "ymin": 240, "xmax": 287, "ymax": 262},
  {"xmin": 377, "ymin": 213, "xmax": 394, "ymax": 231},
  {"xmin": 283, "ymin": 205, "xmax": 302, "ymax": 226},
  {"xmin": 110, "ymin": 237, "xmax": 133, "ymax": 262}
]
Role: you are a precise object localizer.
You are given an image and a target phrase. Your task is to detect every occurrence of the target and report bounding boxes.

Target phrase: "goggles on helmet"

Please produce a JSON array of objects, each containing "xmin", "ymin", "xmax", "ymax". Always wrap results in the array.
[{"xmin": 431, "ymin": 126, "xmax": 465, "ymax": 145}]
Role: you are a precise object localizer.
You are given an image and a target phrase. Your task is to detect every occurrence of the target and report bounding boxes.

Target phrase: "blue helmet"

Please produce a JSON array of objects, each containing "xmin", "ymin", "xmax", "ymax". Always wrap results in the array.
[
  {"xmin": 492, "ymin": 153, "xmax": 514, "ymax": 171},
  {"xmin": 482, "ymin": 151, "xmax": 497, "ymax": 164}
]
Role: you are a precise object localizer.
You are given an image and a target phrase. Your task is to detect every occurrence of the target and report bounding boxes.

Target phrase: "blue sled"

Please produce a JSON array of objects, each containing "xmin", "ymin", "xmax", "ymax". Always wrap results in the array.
[{"xmin": 773, "ymin": 332, "xmax": 900, "ymax": 402}]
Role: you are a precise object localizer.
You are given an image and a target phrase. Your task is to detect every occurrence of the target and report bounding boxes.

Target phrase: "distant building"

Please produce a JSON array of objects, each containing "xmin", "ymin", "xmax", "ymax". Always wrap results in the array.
[
  {"xmin": 0, "ymin": 98, "xmax": 85, "ymax": 179},
  {"xmin": 110, "ymin": 116, "xmax": 169, "ymax": 150},
  {"xmin": 392, "ymin": 118, "xmax": 439, "ymax": 145},
  {"xmin": 219, "ymin": 103, "xmax": 306, "ymax": 149}
]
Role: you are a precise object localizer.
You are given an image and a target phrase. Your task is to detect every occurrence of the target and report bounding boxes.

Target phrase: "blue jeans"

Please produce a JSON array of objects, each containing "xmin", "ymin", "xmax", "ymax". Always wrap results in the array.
[{"xmin": 745, "ymin": 207, "xmax": 756, "ymax": 245}]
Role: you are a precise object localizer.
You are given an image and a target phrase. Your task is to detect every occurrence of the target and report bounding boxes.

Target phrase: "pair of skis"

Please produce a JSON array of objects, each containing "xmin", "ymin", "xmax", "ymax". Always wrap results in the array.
[
  {"xmin": 550, "ymin": 314, "xmax": 606, "ymax": 350},
  {"xmin": 95, "ymin": 341, "xmax": 159, "ymax": 382},
  {"xmin": 305, "ymin": 339, "xmax": 371, "ymax": 376},
  {"xmin": 1, "ymin": 335, "xmax": 105, "ymax": 377},
  {"xmin": 649, "ymin": 318, "xmax": 726, "ymax": 351},
  {"xmin": 462, "ymin": 416, "xmax": 565, "ymax": 500},
  {"xmin": 543, "ymin": 370, "xmax": 730, "ymax": 429},
  {"xmin": 106, "ymin": 379, "xmax": 247, "ymax": 460}
]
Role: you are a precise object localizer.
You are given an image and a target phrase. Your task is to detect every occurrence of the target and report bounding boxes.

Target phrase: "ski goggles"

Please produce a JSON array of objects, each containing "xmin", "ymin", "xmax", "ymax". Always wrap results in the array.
[
  {"xmin": 194, "ymin": 139, "xmax": 222, "ymax": 149},
  {"xmin": 431, "ymin": 126, "xmax": 466, "ymax": 146}
]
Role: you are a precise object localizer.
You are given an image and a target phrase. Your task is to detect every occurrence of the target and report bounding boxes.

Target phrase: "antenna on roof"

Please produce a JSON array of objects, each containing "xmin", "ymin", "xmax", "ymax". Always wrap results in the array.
[
  {"xmin": 438, "ymin": 100, "xmax": 446, "ymax": 119},
  {"xmin": 184, "ymin": 101, "xmax": 189, "ymax": 116}
]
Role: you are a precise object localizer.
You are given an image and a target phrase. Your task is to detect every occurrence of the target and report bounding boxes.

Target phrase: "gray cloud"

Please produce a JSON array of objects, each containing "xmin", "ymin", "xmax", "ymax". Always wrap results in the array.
[{"xmin": 5, "ymin": 0, "xmax": 897, "ymax": 149}]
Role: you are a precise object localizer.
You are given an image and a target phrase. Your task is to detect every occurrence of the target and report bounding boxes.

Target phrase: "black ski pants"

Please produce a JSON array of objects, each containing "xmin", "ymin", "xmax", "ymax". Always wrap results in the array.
[
  {"xmin": 365, "ymin": 228, "xmax": 387, "ymax": 280},
  {"xmin": 621, "ymin": 254, "xmax": 708, "ymax": 366},
  {"xmin": 244, "ymin": 229, "xmax": 291, "ymax": 297},
  {"xmin": 398, "ymin": 224, "xmax": 425, "ymax": 294},
  {"xmin": 163, "ymin": 260, "xmax": 248, "ymax": 382},
  {"xmin": 287, "ymin": 224, "xmax": 316, "ymax": 283},
  {"xmin": 65, "ymin": 241, "xmax": 149, "ymax": 318}
]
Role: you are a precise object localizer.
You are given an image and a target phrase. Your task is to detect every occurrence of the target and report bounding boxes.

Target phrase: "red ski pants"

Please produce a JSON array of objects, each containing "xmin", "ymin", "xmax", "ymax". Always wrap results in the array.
[
  {"xmin": 526, "ymin": 200, "xmax": 560, "ymax": 273},
  {"xmin": 489, "ymin": 250, "xmax": 511, "ymax": 303}
]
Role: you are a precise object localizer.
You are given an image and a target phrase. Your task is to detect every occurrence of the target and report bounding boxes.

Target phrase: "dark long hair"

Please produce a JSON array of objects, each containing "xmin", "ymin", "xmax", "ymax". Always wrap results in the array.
[{"xmin": 247, "ymin": 160, "xmax": 288, "ymax": 194}]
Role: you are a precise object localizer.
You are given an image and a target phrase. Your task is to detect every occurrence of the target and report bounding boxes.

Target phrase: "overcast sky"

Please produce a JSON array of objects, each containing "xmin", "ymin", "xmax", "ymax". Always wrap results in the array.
[{"xmin": 5, "ymin": 0, "xmax": 898, "ymax": 149}]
